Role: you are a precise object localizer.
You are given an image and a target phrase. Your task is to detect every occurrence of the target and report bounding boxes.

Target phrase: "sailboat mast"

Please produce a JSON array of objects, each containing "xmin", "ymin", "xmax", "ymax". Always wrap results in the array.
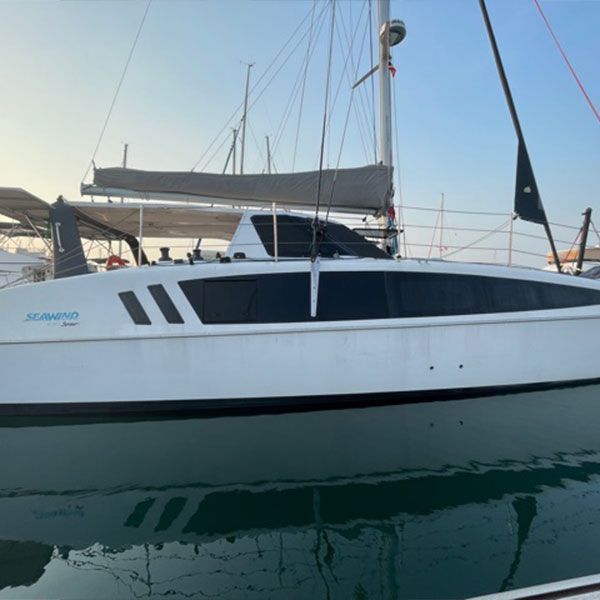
[
  {"xmin": 378, "ymin": 0, "xmax": 392, "ymax": 168},
  {"xmin": 377, "ymin": 1, "xmax": 406, "ymax": 253},
  {"xmin": 240, "ymin": 62, "xmax": 254, "ymax": 176}
]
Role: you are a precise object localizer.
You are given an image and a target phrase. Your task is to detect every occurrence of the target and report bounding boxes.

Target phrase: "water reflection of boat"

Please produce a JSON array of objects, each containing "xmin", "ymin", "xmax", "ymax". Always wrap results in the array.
[{"xmin": 3, "ymin": 386, "xmax": 600, "ymax": 598}]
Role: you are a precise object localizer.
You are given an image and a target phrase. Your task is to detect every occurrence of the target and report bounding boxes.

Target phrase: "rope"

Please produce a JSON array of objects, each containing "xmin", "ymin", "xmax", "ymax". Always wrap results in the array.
[
  {"xmin": 533, "ymin": 0, "xmax": 600, "ymax": 124},
  {"xmin": 82, "ymin": 0, "xmax": 152, "ymax": 183}
]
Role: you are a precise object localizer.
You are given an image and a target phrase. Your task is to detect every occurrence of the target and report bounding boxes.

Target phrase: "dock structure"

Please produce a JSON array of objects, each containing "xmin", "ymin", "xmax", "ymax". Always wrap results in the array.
[{"xmin": 470, "ymin": 574, "xmax": 600, "ymax": 600}]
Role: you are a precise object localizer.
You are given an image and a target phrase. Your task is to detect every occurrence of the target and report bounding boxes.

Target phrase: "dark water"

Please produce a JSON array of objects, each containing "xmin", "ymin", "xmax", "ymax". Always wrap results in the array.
[{"xmin": 2, "ymin": 385, "xmax": 600, "ymax": 599}]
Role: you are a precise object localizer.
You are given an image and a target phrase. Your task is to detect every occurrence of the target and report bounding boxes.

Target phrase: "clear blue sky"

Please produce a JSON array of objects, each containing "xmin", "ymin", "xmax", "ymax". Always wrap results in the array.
[{"xmin": 0, "ymin": 0, "xmax": 598, "ymax": 264}]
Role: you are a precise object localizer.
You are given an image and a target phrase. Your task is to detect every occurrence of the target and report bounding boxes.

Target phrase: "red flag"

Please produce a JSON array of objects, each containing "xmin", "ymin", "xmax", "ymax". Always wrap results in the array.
[
  {"xmin": 388, "ymin": 61, "xmax": 396, "ymax": 77},
  {"xmin": 388, "ymin": 205, "xmax": 396, "ymax": 221}
]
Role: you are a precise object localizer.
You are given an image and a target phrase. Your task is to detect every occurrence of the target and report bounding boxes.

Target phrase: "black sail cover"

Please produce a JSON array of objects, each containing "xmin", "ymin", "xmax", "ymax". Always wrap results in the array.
[
  {"xmin": 92, "ymin": 165, "xmax": 393, "ymax": 215},
  {"xmin": 514, "ymin": 140, "xmax": 547, "ymax": 224}
]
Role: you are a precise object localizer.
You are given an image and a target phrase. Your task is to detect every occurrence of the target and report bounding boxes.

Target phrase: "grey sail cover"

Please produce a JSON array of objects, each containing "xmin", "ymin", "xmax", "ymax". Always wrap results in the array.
[{"xmin": 93, "ymin": 165, "xmax": 392, "ymax": 215}]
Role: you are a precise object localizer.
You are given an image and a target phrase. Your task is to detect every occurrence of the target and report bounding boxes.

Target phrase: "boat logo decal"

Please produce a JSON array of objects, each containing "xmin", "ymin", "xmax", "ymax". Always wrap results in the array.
[{"xmin": 25, "ymin": 311, "xmax": 80, "ymax": 326}]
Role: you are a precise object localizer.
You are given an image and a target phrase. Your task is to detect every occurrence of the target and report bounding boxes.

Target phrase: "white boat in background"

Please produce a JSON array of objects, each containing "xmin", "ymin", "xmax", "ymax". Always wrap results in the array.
[
  {"xmin": 0, "ymin": 0, "xmax": 599, "ymax": 415},
  {"xmin": 0, "ymin": 248, "xmax": 47, "ymax": 287}
]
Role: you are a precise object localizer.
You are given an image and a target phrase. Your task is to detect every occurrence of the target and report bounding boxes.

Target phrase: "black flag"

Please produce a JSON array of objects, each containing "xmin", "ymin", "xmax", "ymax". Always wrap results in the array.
[{"xmin": 514, "ymin": 140, "xmax": 547, "ymax": 224}]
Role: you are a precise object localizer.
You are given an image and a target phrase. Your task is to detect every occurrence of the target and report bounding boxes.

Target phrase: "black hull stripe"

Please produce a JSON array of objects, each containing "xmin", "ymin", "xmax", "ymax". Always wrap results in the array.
[{"xmin": 1, "ymin": 377, "xmax": 600, "ymax": 420}]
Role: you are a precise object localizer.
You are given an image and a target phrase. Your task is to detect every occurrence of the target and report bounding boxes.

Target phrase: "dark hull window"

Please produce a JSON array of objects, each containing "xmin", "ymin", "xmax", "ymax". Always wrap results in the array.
[
  {"xmin": 148, "ymin": 284, "xmax": 184, "ymax": 324},
  {"xmin": 251, "ymin": 215, "xmax": 389, "ymax": 259},
  {"xmin": 179, "ymin": 271, "xmax": 600, "ymax": 325},
  {"xmin": 118, "ymin": 291, "xmax": 151, "ymax": 325}
]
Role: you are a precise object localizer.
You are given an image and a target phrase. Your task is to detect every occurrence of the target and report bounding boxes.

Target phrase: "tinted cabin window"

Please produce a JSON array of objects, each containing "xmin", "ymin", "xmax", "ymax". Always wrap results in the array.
[
  {"xmin": 485, "ymin": 278, "xmax": 540, "ymax": 313},
  {"xmin": 387, "ymin": 273, "xmax": 490, "ymax": 318},
  {"xmin": 203, "ymin": 279, "xmax": 258, "ymax": 324},
  {"xmin": 319, "ymin": 272, "xmax": 388, "ymax": 320},
  {"xmin": 179, "ymin": 272, "xmax": 600, "ymax": 325},
  {"xmin": 251, "ymin": 215, "xmax": 389, "ymax": 259},
  {"xmin": 179, "ymin": 272, "xmax": 388, "ymax": 323}
]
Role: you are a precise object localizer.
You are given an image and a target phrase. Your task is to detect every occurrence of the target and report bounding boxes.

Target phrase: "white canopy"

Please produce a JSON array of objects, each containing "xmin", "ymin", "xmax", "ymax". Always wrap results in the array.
[
  {"xmin": 0, "ymin": 188, "xmax": 243, "ymax": 241},
  {"xmin": 70, "ymin": 201, "xmax": 242, "ymax": 241}
]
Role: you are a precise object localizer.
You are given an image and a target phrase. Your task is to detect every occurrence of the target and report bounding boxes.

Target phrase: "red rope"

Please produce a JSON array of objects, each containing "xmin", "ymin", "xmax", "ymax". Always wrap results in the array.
[{"xmin": 533, "ymin": 0, "xmax": 600, "ymax": 124}]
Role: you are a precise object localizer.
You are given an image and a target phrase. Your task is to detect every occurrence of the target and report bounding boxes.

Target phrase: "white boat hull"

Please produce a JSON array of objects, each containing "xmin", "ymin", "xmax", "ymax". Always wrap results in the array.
[{"xmin": 1, "ymin": 258, "xmax": 600, "ymax": 413}]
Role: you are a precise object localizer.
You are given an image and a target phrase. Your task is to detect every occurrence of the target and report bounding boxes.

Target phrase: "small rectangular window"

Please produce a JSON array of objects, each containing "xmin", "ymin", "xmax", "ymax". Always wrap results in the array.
[
  {"xmin": 119, "ymin": 291, "xmax": 151, "ymax": 325},
  {"xmin": 319, "ymin": 272, "xmax": 389, "ymax": 320},
  {"xmin": 203, "ymin": 279, "xmax": 258, "ymax": 324},
  {"xmin": 148, "ymin": 284, "xmax": 184, "ymax": 324}
]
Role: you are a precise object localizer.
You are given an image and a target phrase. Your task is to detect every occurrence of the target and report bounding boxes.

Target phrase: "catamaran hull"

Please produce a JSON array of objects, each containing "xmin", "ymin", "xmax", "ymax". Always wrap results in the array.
[
  {"xmin": 2, "ymin": 258, "xmax": 600, "ymax": 414},
  {"xmin": 1, "ymin": 310, "xmax": 600, "ymax": 414}
]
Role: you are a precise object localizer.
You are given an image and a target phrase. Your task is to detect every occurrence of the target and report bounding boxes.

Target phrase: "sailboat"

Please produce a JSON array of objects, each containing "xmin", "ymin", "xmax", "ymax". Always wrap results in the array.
[{"xmin": 0, "ymin": 1, "xmax": 599, "ymax": 414}]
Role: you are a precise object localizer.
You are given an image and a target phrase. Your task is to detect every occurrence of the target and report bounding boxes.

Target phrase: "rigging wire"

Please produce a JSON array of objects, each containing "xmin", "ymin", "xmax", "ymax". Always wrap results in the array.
[
  {"xmin": 337, "ymin": 7, "xmax": 375, "ymax": 163},
  {"xmin": 533, "ymin": 0, "xmax": 600, "ymax": 124},
  {"xmin": 591, "ymin": 220, "xmax": 600, "ymax": 245},
  {"xmin": 313, "ymin": 0, "xmax": 337, "ymax": 225},
  {"xmin": 270, "ymin": 9, "xmax": 328, "ymax": 164},
  {"xmin": 82, "ymin": 0, "xmax": 152, "ymax": 183},
  {"xmin": 442, "ymin": 219, "xmax": 511, "ymax": 259},
  {"xmin": 292, "ymin": 0, "xmax": 318, "ymax": 171},
  {"xmin": 191, "ymin": 0, "xmax": 324, "ymax": 172},
  {"xmin": 391, "ymin": 62, "xmax": 408, "ymax": 257},
  {"xmin": 324, "ymin": 3, "xmax": 372, "ymax": 223},
  {"xmin": 202, "ymin": 1, "xmax": 330, "ymax": 173},
  {"xmin": 427, "ymin": 209, "xmax": 442, "ymax": 259},
  {"xmin": 247, "ymin": 120, "xmax": 267, "ymax": 171},
  {"xmin": 368, "ymin": 0, "xmax": 378, "ymax": 164},
  {"xmin": 328, "ymin": 2, "xmax": 368, "ymax": 145}
]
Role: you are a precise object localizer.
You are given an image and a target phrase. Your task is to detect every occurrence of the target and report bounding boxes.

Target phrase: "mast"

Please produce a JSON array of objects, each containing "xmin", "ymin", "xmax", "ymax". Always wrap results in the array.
[
  {"xmin": 479, "ymin": 0, "xmax": 562, "ymax": 272},
  {"xmin": 240, "ymin": 62, "xmax": 254, "ymax": 175},
  {"xmin": 119, "ymin": 142, "xmax": 128, "ymax": 258},
  {"xmin": 265, "ymin": 135, "xmax": 272, "ymax": 174},
  {"xmin": 575, "ymin": 207, "xmax": 592, "ymax": 275},
  {"xmin": 377, "ymin": 1, "xmax": 405, "ymax": 253},
  {"xmin": 378, "ymin": 0, "xmax": 392, "ymax": 169},
  {"xmin": 439, "ymin": 192, "xmax": 444, "ymax": 258}
]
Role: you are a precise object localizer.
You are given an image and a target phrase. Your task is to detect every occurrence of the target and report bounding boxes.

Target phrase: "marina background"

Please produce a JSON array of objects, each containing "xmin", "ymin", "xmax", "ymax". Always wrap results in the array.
[{"xmin": 0, "ymin": 0, "xmax": 598, "ymax": 266}]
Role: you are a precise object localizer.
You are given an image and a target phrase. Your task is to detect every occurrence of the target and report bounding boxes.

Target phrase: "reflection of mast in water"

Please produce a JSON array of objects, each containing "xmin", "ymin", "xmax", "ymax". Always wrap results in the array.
[
  {"xmin": 5, "ymin": 461, "xmax": 600, "ymax": 599},
  {"xmin": 5, "ymin": 384, "xmax": 600, "ymax": 596},
  {"xmin": 500, "ymin": 496, "xmax": 538, "ymax": 592}
]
